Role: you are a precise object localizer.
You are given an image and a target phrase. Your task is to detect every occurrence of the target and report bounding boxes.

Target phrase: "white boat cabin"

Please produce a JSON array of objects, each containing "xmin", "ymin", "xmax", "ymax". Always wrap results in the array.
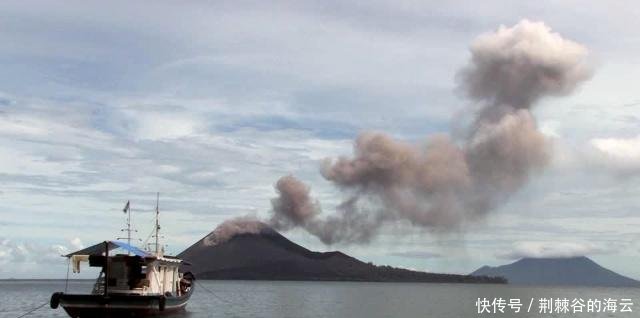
[{"xmin": 68, "ymin": 241, "xmax": 191, "ymax": 297}]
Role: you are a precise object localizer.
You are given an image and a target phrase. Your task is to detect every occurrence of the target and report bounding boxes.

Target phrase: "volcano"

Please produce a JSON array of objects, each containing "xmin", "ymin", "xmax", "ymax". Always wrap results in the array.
[
  {"xmin": 472, "ymin": 256, "xmax": 640, "ymax": 287},
  {"xmin": 178, "ymin": 223, "xmax": 504, "ymax": 283}
]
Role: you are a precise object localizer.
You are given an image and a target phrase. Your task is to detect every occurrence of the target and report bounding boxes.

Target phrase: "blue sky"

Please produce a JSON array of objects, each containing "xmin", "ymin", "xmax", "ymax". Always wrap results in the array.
[{"xmin": 1, "ymin": 0, "xmax": 639, "ymax": 279}]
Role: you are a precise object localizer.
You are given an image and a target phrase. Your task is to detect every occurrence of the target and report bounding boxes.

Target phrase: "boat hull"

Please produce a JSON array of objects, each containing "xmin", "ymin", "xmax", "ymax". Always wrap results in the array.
[{"xmin": 52, "ymin": 289, "xmax": 193, "ymax": 318}]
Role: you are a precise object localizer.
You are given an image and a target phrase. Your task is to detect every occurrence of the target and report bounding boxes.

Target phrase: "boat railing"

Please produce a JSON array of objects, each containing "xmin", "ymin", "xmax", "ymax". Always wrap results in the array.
[{"xmin": 92, "ymin": 271, "xmax": 105, "ymax": 295}]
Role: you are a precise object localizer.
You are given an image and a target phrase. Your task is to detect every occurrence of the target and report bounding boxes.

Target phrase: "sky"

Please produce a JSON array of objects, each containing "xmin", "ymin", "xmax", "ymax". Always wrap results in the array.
[{"xmin": 0, "ymin": 0, "xmax": 639, "ymax": 279}]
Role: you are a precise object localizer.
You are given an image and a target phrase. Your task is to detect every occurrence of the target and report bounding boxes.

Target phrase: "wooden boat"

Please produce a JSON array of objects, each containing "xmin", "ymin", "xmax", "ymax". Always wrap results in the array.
[{"xmin": 50, "ymin": 196, "xmax": 195, "ymax": 317}]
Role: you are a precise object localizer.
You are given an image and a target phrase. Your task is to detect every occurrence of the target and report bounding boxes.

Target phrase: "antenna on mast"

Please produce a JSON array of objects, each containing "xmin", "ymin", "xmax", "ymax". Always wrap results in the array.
[
  {"xmin": 155, "ymin": 192, "xmax": 160, "ymax": 256},
  {"xmin": 118, "ymin": 200, "xmax": 137, "ymax": 254}
]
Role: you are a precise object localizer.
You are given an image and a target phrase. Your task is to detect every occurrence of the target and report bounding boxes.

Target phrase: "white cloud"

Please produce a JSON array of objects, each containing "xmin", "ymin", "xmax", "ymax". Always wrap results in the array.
[
  {"xmin": 591, "ymin": 135, "xmax": 640, "ymax": 160},
  {"xmin": 0, "ymin": 238, "xmax": 68, "ymax": 266},
  {"xmin": 588, "ymin": 135, "xmax": 640, "ymax": 174},
  {"xmin": 496, "ymin": 241, "xmax": 608, "ymax": 260},
  {"xmin": 117, "ymin": 106, "xmax": 206, "ymax": 141},
  {"xmin": 69, "ymin": 237, "xmax": 84, "ymax": 250},
  {"xmin": 0, "ymin": 238, "xmax": 101, "ymax": 278},
  {"xmin": 137, "ymin": 115, "xmax": 202, "ymax": 141}
]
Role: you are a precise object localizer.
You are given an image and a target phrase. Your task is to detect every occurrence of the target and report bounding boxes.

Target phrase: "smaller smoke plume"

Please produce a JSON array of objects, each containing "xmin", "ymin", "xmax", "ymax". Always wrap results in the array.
[
  {"xmin": 269, "ymin": 175, "xmax": 320, "ymax": 230},
  {"xmin": 203, "ymin": 216, "xmax": 266, "ymax": 246},
  {"xmin": 267, "ymin": 175, "xmax": 380, "ymax": 244}
]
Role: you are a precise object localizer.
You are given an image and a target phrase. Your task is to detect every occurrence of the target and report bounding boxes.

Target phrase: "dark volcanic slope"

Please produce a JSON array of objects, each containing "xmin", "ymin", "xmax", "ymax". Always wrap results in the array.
[
  {"xmin": 178, "ymin": 225, "xmax": 504, "ymax": 283},
  {"xmin": 472, "ymin": 256, "xmax": 640, "ymax": 287}
]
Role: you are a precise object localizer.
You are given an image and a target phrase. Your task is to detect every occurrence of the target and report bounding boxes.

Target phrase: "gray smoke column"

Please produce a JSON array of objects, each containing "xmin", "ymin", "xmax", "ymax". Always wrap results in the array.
[
  {"xmin": 268, "ymin": 20, "xmax": 593, "ymax": 245},
  {"xmin": 203, "ymin": 216, "xmax": 266, "ymax": 246},
  {"xmin": 269, "ymin": 175, "xmax": 321, "ymax": 230}
]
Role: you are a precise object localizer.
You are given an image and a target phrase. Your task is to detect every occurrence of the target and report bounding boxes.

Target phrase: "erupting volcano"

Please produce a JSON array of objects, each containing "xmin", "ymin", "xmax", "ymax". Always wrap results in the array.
[{"xmin": 178, "ymin": 219, "xmax": 504, "ymax": 283}]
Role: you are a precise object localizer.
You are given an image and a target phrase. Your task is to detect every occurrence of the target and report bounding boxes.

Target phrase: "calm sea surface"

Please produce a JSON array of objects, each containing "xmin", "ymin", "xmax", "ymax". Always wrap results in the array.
[{"xmin": 1, "ymin": 280, "xmax": 639, "ymax": 318}]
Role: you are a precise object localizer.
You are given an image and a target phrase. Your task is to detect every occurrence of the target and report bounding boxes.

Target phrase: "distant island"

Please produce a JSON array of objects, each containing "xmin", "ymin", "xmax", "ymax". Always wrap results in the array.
[
  {"xmin": 178, "ymin": 224, "xmax": 504, "ymax": 284},
  {"xmin": 472, "ymin": 256, "xmax": 640, "ymax": 287}
]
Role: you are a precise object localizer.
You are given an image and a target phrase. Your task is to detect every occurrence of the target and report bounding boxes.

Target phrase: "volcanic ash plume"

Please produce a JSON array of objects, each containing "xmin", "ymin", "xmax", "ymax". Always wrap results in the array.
[
  {"xmin": 269, "ymin": 175, "xmax": 321, "ymax": 230},
  {"xmin": 203, "ymin": 216, "xmax": 267, "ymax": 246},
  {"xmin": 457, "ymin": 19, "xmax": 592, "ymax": 112},
  {"xmin": 267, "ymin": 20, "xmax": 593, "ymax": 245}
]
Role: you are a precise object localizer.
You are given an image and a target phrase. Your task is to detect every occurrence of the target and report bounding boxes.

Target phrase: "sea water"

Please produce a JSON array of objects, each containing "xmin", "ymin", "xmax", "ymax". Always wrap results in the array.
[{"xmin": 1, "ymin": 280, "xmax": 639, "ymax": 318}]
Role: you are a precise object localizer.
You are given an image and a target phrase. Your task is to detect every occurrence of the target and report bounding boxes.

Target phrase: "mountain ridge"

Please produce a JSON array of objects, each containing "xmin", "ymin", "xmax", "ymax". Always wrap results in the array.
[
  {"xmin": 471, "ymin": 256, "xmax": 640, "ymax": 287},
  {"xmin": 178, "ymin": 224, "xmax": 505, "ymax": 284}
]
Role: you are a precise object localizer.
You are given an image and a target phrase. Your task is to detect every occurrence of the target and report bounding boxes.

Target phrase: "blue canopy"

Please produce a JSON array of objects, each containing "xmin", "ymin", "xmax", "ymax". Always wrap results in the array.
[
  {"xmin": 111, "ymin": 241, "xmax": 153, "ymax": 257},
  {"xmin": 66, "ymin": 241, "xmax": 153, "ymax": 258}
]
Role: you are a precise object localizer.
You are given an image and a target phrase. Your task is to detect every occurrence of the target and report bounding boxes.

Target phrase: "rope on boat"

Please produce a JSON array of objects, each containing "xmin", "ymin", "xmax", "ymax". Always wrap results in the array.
[
  {"xmin": 14, "ymin": 301, "xmax": 48, "ymax": 318},
  {"xmin": 64, "ymin": 258, "xmax": 70, "ymax": 292},
  {"xmin": 195, "ymin": 280, "xmax": 239, "ymax": 305}
]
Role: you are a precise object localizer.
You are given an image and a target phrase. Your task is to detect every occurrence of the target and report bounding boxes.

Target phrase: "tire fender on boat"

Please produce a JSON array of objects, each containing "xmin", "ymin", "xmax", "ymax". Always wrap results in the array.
[
  {"xmin": 159, "ymin": 295, "xmax": 166, "ymax": 311},
  {"xmin": 50, "ymin": 292, "xmax": 62, "ymax": 309}
]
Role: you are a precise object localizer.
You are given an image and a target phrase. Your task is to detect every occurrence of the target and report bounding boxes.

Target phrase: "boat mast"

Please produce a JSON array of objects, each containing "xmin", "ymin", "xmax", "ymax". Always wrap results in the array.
[
  {"xmin": 155, "ymin": 192, "xmax": 160, "ymax": 255},
  {"xmin": 127, "ymin": 202, "xmax": 131, "ymax": 247},
  {"xmin": 118, "ymin": 200, "xmax": 135, "ymax": 254},
  {"xmin": 104, "ymin": 241, "xmax": 109, "ymax": 296}
]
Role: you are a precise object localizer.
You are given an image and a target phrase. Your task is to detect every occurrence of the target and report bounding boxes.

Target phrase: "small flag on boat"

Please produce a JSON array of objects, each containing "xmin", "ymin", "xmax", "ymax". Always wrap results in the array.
[{"xmin": 123, "ymin": 200, "xmax": 130, "ymax": 213}]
